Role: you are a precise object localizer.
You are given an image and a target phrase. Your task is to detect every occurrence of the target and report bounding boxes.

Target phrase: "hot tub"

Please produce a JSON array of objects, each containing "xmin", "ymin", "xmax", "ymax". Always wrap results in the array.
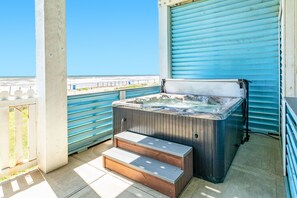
[{"xmin": 112, "ymin": 79, "xmax": 248, "ymax": 183}]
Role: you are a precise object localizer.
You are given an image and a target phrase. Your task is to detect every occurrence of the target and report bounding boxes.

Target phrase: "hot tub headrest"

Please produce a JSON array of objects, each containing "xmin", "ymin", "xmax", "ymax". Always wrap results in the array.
[{"xmin": 162, "ymin": 79, "xmax": 248, "ymax": 99}]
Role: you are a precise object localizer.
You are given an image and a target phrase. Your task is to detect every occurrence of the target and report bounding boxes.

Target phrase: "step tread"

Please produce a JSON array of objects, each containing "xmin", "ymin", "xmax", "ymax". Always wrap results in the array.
[
  {"xmin": 115, "ymin": 131, "xmax": 192, "ymax": 157},
  {"xmin": 103, "ymin": 147, "xmax": 183, "ymax": 184}
]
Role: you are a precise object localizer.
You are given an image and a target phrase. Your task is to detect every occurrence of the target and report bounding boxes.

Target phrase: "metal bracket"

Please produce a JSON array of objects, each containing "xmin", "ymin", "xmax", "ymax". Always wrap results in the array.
[{"xmin": 161, "ymin": 79, "xmax": 166, "ymax": 93}]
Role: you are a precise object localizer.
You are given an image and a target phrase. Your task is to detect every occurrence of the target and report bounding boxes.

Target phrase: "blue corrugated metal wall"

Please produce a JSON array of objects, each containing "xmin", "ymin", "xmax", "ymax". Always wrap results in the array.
[
  {"xmin": 68, "ymin": 91, "xmax": 118, "ymax": 154},
  {"xmin": 67, "ymin": 86, "xmax": 160, "ymax": 154},
  {"xmin": 171, "ymin": 0, "xmax": 280, "ymax": 134},
  {"xmin": 286, "ymin": 103, "xmax": 297, "ymax": 197},
  {"xmin": 126, "ymin": 86, "xmax": 161, "ymax": 98},
  {"xmin": 279, "ymin": 15, "xmax": 283, "ymax": 135}
]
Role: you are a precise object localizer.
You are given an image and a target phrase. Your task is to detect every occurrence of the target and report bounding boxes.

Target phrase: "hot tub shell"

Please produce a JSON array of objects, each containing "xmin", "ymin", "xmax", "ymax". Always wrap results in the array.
[{"xmin": 113, "ymin": 79, "xmax": 247, "ymax": 183}]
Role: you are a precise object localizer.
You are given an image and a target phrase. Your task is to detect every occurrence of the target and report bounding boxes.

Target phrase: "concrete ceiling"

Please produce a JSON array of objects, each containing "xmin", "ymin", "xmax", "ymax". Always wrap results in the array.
[{"xmin": 158, "ymin": 0, "xmax": 195, "ymax": 7}]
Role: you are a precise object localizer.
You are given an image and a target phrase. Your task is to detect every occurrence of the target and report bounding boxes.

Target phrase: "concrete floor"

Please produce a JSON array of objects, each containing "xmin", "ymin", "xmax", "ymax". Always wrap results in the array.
[{"xmin": 0, "ymin": 134, "xmax": 285, "ymax": 198}]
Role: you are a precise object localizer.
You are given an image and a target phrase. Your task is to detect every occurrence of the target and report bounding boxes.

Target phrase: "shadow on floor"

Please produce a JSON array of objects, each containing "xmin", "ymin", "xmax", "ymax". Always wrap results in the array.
[
  {"xmin": 180, "ymin": 134, "xmax": 285, "ymax": 198},
  {"xmin": 0, "ymin": 155, "xmax": 104, "ymax": 198},
  {"xmin": 0, "ymin": 134, "xmax": 286, "ymax": 198},
  {"xmin": 0, "ymin": 139, "xmax": 164, "ymax": 198},
  {"xmin": 0, "ymin": 169, "xmax": 46, "ymax": 197}
]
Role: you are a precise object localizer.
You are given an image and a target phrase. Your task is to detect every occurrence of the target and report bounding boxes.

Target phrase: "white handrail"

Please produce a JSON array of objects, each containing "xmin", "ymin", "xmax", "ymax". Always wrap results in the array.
[
  {"xmin": 0, "ymin": 89, "xmax": 36, "ymax": 107},
  {"xmin": 0, "ymin": 98, "xmax": 36, "ymax": 107}
]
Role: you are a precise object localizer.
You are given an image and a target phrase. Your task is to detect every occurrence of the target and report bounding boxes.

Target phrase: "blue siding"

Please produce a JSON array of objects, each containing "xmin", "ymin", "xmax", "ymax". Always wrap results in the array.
[
  {"xmin": 279, "ymin": 16, "xmax": 283, "ymax": 135},
  {"xmin": 67, "ymin": 86, "xmax": 160, "ymax": 154},
  {"xmin": 286, "ymin": 103, "xmax": 297, "ymax": 197},
  {"xmin": 126, "ymin": 86, "xmax": 161, "ymax": 99},
  {"xmin": 68, "ymin": 91, "xmax": 118, "ymax": 154},
  {"xmin": 171, "ymin": 0, "xmax": 280, "ymax": 134}
]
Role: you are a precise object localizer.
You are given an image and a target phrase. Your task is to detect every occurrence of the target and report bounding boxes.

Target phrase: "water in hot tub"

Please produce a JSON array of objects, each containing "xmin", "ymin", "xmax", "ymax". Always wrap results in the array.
[{"xmin": 132, "ymin": 94, "xmax": 235, "ymax": 114}]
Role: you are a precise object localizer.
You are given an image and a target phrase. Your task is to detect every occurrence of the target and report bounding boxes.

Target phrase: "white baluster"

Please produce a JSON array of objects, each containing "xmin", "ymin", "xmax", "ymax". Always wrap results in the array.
[
  {"xmin": 28, "ymin": 105, "xmax": 37, "ymax": 161},
  {"xmin": 0, "ymin": 107, "xmax": 10, "ymax": 169},
  {"xmin": 14, "ymin": 90, "xmax": 23, "ymax": 99},
  {"xmin": 27, "ymin": 89, "xmax": 35, "ymax": 98},
  {"xmin": 15, "ymin": 106, "xmax": 23, "ymax": 164}
]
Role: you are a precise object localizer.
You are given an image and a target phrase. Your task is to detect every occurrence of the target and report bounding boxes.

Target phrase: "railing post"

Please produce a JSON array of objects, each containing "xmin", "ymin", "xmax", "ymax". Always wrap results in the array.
[
  {"xmin": 0, "ymin": 107, "xmax": 10, "ymax": 169},
  {"xmin": 120, "ymin": 90, "xmax": 126, "ymax": 100},
  {"xmin": 282, "ymin": 99, "xmax": 286, "ymax": 177},
  {"xmin": 14, "ymin": 106, "xmax": 23, "ymax": 165},
  {"xmin": 28, "ymin": 105, "xmax": 37, "ymax": 161}
]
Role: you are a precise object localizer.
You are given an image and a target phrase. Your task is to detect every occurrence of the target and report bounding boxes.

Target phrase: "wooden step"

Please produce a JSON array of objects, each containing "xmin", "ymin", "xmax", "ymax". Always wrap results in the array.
[
  {"xmin": 103, "ymin": 147, "xmax": 183, "ymax": 183},
  {"xmin": 114, "ymin": 131, "xmax": 193, "ymax": 169},
  {"xmin": 115, "ymin": 131, "xmax": 192, "ymax": 157},
  {"xmin": 103, "ymin": 148, "xmax": 185, "ymax": 197}
]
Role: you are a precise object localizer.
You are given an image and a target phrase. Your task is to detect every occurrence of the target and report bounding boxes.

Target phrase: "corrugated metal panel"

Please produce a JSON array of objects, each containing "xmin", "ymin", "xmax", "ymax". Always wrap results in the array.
[
  {"xmin": 126, "ymin": 86, "xmax": 161, "ymax": 99},
  {"xmin": 171, "ymin": 0, "xmax": 280, "ymax": 133},
  {"xmin": 67, "ymin": 91, "xmax": 119, "ymax": 154},
  {"xmin": 67, "ymin": 86, "xmax": 160, "ymax": 154},
  {"xmin": 286, "ymin": 103, "xmax": 297, "ymax": 197}
]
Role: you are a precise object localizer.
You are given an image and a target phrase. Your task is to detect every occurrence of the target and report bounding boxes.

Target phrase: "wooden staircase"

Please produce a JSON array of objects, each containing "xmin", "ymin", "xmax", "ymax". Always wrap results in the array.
[{"xmin": 103, "ymin": 131, "xmax": 193, "ymax": 198}]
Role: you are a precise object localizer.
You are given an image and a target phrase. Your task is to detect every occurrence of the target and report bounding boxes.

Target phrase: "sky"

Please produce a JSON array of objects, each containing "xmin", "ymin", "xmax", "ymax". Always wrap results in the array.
[{"xmin": 0, "ymin": 1, "xmax": 159, "ymax": 77}]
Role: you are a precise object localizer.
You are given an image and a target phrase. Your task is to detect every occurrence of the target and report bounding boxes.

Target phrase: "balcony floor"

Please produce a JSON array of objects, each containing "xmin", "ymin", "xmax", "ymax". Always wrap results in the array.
[{"xmin": 0, "ymin": 134, "xmax": 285, "ymax": 198}]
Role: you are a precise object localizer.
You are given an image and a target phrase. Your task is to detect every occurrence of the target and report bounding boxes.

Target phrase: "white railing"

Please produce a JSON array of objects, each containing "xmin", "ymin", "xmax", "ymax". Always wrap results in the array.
[{"xmin": 0, "ymin": 90, "xmax": 37, "ymax": 177}]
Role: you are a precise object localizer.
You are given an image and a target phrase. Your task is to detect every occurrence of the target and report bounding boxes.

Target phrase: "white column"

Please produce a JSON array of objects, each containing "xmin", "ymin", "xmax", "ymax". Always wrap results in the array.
[
  {"xmin": 158, "ymin": 5, "xmax": 172, "ymax": 80},
  {"xmin": 282, "ymin": 0, "xmax": 297, "ymax": 97},
  {"xmin": 35, "ymin": 0, "xmax": 68, "ymax": 173},
  {"xmin": 295, "ymin": 0, "xmax": 297, "ymax": 96}
]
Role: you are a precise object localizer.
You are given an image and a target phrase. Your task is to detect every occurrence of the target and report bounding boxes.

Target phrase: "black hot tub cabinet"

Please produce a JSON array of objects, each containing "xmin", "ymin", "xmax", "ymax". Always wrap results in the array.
[{"xmin": 112, "ymin": 79, "xmax": 248, "ymax": 183}]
